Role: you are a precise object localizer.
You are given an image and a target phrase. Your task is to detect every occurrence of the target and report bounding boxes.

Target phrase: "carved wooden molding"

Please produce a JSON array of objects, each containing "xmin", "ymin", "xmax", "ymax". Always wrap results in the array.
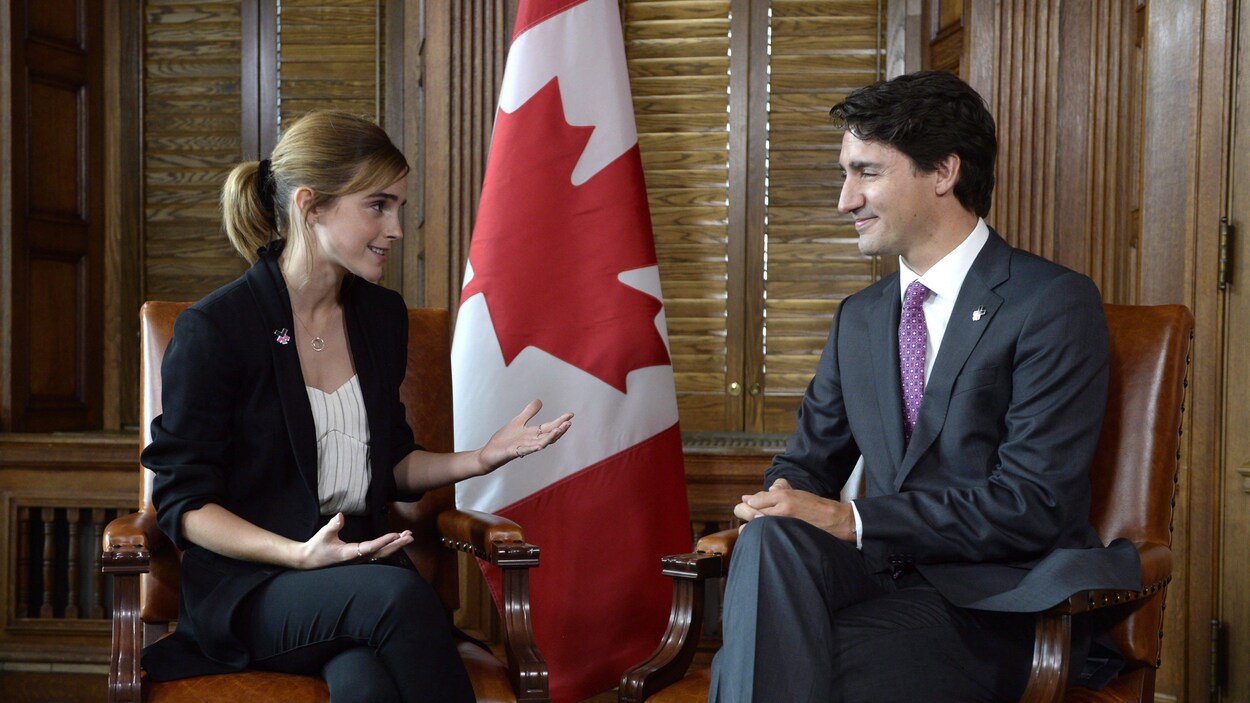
[
  {"xmin": 0, "ymin": 432, "xmax": 135, "ymax": 470},
  {"xmin": 681, "ymin": 432, "xmax": 787, "ymax": 455}
]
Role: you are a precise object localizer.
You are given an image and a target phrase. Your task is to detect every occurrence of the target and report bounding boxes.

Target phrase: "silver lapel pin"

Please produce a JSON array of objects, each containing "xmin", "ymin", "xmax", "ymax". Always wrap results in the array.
[{"xmin": 972, "ymin": 306, "xmax": 987, "ymax": 322}]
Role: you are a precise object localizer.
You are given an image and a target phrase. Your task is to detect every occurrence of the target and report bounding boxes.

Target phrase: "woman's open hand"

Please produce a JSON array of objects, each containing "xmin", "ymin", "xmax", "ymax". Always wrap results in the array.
[
  {"xmin": 476, "ymin": 399, "xmax": 573, "ymax": 473},
  {"xmin": 296, "ymin": 512, "xmax": 414, "ymax": 569}
]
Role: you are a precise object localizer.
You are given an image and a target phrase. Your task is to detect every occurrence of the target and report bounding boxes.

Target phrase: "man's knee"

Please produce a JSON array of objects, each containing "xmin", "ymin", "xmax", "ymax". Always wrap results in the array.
[
  {"xmin": 736, "ymin": 515, "xmax": 829, "ymax": 566},
  {"xmin": 739, "ymin": 515, "xmax": 803, "ymax": 549}
]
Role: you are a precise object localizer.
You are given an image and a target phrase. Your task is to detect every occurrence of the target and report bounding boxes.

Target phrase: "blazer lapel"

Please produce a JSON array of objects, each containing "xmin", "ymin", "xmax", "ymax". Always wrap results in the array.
[
  {"xmin": 867, "ymin": 277, "xmax": 906, "ymax": 483},
  {"xmin": 896, "ymin": 232, "xmax": 1011, "ymax": 489},
  {"xmin": 245, "ymin": 249, "xmax": 320, "ymax": 496},
  {"xmin": 340, "ymin": 280, "xmax": 391, "ymax": 512}
]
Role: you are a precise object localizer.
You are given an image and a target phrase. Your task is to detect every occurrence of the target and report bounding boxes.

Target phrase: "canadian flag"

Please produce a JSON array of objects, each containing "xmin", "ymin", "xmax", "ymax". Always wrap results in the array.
[{"xmin": 451, "ymin": 0, "xmax": 692, "ymax": 700}]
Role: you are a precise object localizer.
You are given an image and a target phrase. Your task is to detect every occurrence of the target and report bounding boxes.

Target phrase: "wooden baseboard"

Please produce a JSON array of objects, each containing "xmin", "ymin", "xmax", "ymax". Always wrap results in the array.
[{"xmin": 0, "ymin": 670, "xmax": 106, "ymax": 703}]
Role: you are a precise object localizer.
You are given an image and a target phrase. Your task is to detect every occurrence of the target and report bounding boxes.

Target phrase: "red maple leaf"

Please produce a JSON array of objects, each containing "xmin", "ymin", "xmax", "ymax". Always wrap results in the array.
[{"xmin": 461, "ymin": 78, "xmax": 670, "ymax": 393}]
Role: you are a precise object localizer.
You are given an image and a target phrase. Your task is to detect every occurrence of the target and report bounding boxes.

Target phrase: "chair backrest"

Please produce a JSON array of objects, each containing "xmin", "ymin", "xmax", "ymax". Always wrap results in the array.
[
  {"xmin": 138, "ymin": 302, "xmax": 461, "ymax": 624},
  {"xmin": 1089, "ymin": 304, "xmax": 1193, "ymax": 669}
]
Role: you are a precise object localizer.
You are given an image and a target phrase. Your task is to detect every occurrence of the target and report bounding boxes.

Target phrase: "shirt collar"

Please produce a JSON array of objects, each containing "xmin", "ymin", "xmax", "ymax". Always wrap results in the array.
[{"xmin": 899, "ymin": 218, "xmax": 990, "ymax": 303}]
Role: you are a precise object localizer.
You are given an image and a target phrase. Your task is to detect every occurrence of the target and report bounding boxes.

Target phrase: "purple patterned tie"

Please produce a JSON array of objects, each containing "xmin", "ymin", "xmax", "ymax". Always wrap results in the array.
[{"xmin": 899, "ymin": 280, "xmax": 929, "ymax": 443}]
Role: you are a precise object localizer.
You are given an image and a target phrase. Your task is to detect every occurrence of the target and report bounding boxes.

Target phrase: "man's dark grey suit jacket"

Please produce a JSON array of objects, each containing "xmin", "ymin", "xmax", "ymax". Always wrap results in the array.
[{"xmin": 765, "ymin": 230, "xmax": 1140, "ymax": 613}]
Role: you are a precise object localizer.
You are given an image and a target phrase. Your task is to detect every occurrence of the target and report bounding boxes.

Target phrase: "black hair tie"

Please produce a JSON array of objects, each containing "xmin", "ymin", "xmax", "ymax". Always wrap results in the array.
[{"xmin": 256, "ymin": 158, "xmax": 278, "ymax": 230}]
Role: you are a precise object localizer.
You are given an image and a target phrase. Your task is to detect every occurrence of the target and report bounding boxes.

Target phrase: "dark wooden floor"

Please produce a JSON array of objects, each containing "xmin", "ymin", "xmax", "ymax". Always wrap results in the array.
[{"xmin": 0, "ymin": 671, "xmax": 634, "ymax": 702}]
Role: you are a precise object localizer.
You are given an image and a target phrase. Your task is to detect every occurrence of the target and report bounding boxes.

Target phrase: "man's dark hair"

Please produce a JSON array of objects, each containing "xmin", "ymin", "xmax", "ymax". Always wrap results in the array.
[{"xmin": 829, "ymin": 70, "xmax": 996, "ymax": 217}]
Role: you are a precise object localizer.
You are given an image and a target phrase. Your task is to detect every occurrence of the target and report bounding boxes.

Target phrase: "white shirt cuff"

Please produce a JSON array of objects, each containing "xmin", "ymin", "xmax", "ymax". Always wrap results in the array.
[{"xmin": 850, "ymin": 500, "xmax": 863, "ymax": 550}]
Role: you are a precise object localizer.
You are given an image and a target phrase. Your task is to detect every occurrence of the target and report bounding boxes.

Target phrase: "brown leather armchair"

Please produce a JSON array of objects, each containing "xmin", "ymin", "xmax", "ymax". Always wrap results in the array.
[
  {"xmin": 620, "ymin": 304, "xmax": 1193, "ymax": 703},
  {"xmin": 102, "ymin": 302, "xmax": 549, "ymax": 703}
]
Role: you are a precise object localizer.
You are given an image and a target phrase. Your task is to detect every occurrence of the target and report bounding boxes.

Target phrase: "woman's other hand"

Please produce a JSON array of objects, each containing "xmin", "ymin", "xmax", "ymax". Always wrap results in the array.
[
  {"xmin": 393, "ymin": 400, "xmax": 574, "ymax": 493},
  {"xmin": 476, "ymin": 399, "xmax": 573, "ymax": 473}
]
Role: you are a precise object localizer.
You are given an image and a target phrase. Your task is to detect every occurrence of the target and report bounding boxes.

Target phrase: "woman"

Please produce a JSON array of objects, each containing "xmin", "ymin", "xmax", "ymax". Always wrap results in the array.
[{"xmin": 140, "ymin": 110, "xmax": 572, "ymax": 702}]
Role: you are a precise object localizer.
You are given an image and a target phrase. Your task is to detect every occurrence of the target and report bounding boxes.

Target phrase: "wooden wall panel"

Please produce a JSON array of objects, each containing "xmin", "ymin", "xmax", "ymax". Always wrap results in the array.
[
  {"xmin": 0, "ymin": 437, "xmax": 136, "ymax": 665},
  {"xmin": 1050, "ymin": 0, "xmax": 1143, "ymax": 303},
  {"xmin": 419, "ymin": 0, "xmax": 516, "ymax": 644},
  {"xmin": 1138, "ymin": 0, "xmax": 1227, "ymax": 698},
  {"xmin": 419, "ymin": 0, "xmax": 513, "ymax": 311},
  {"xmin": 27, "ymin": 259, "xmax": 81, "ymax": 400},
  {"xmin": 1, "ymin": 0, "xmax": 11, "ymax": 431},
  {"xmin": 974, "ymin": 1, "xmax": 1142, "ymax": 305},
  {"xmin": 956, "ymin": 1, "xmax": 1229, "ymax": 698},
  {"xmin": 102, "ymin": 1, "xmax": 144, "ymax": 431},
  {"xmin": 7, "ymin": 0, "xmax": 105, "ymax": 432},
  {"xmin": 987, "ymin": 0, "xmax": 1058, "ymax": 260}
]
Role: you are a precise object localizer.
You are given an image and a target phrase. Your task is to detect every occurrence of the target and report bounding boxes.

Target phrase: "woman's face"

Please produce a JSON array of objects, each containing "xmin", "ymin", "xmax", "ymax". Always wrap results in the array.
[{"xmin": 309, "ymin": 174, "xmax": 408, "ymax": 283}]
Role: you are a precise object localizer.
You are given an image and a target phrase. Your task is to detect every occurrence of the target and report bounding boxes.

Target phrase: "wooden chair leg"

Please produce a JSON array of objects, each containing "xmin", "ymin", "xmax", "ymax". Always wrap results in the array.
[
  {"xmin": 1019, "ymin": 610, "xmax": 1071, "ymax": 703},
  {"xmin": 619, "ymin": 551, "xmax": 721, "ymax": 703},
  {"xmin": 103, "ymin": 549, "xmax": 147, "ymax": 703},
  {"xmin": 498, "ymin": 546, "xmax": 549, "ymax": 703},
  {"xmin": 618, "ymin": 576, "xmax": 705, "ymax": 703}
]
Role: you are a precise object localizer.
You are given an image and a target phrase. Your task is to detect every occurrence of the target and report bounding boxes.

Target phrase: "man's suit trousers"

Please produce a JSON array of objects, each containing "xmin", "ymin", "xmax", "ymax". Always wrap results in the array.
[{"xmin": 709, "ymin": 516, "xmax": 1085, "ymax": 702}]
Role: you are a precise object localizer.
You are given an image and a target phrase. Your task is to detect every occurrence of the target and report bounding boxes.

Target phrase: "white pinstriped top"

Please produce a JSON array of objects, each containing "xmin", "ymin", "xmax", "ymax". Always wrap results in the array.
[{"xmin": 306, "ymin": 375, "xmax": 371, "ymax": 516}]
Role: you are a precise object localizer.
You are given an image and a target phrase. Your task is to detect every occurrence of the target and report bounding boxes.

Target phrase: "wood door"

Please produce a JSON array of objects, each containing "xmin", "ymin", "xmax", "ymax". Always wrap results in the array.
[
  {"xmin": 1218, "ymin": 3, "xmax": 1250, "ymax": 698},
  {"xmin": 7, "ymin": 0, "xmax": 105, "ymax": 431}
]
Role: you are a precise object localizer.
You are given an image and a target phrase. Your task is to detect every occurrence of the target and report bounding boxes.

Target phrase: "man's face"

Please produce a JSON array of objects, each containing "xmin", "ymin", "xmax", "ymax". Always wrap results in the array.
[{"xmin": 837, "ymin": 132, "xmax": 941, "ymax": 262}]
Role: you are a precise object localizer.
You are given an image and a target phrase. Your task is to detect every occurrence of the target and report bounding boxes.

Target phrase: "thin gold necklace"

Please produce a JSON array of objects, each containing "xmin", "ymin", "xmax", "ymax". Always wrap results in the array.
[{"xmin": 290, "ymin": 305, "xmax": 333, "ymax": 352}]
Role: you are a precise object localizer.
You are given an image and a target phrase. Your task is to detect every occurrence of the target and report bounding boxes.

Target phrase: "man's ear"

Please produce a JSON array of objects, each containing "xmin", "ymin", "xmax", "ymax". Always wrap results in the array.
[{"xmin": 933, "ymin": 153, "xmax": 961, "ymax": 197}]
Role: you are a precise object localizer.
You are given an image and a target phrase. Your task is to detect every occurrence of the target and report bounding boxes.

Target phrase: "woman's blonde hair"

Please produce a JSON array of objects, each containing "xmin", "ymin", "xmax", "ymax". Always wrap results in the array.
[{"xmin": 221, "ymin": 110, "xmax": 410, "ymax": 268}]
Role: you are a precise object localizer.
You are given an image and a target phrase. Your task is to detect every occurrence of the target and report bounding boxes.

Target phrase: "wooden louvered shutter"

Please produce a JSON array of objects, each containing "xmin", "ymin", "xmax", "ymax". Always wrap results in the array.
[
  {"xmin": 624, "ymin": 1, "xmax": 734, "ymax": 431},
  {"xmin": 141, "ymin": 0, "xmax": 391, "ymax": 301},
  {"xmin": 143, "ymin": 2, "xmax": 247, "ymax": 299},
  {"xmin": 625, "ymin": 0, "xmax": 887, "ymax": 435},
  {"xmin": 762, "ymin": 0, "xmax": 889, "ymax": 431},
  {"xmin": 277, "ymin": 0, "xmax": 386, "ymax": 125}
]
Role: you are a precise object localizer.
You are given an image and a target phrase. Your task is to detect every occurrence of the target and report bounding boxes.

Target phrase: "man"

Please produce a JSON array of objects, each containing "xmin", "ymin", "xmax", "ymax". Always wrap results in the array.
[{"xmin": 709, "ymin": 70, "xmax": 1140, "ymax": 702}]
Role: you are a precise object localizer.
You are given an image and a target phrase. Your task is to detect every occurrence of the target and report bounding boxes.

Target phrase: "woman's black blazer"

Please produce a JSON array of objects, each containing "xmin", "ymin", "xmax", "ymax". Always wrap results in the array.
[{"xmin": 140, "ymin": 243, "xmax": 420, "ymax": 680}]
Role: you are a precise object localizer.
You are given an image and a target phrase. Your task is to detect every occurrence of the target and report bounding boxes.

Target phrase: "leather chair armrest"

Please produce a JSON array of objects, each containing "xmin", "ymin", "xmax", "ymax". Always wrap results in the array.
[
  {"xmin": 694, "ymin": 527, "xmax": 740, "ymax": 571},
  {"xmin": 1019, "ymin": 541, "xmax": 1173, "ymax": 703},
  {"xmin": 1136, "ymin": 541, "xmax": 1172, "ymax": 590},
  {"xmin": 437, "ymin": 509, "xmax": 548, "ymax": 701},
  {"xmin": 102, "ymin": 510, "xmax": 159, "ymax": 562},
  {"xmin": 436, "ymin": 508, "xmax": 536, "ymax": 567},
  {"xmin": 1045, "ymin": 541, "xmax": 1172, "ymax": 617}
]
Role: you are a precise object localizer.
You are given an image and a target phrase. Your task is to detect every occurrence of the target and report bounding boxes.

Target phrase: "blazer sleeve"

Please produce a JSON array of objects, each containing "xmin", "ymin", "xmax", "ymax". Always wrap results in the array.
[
  {"xmin": 765, "ymin": 302, "xmax": 863, "ymax": 496},
  {"xmin": 855, "ymin": 273, "xmax": 1109, "ymax": 566},
  {"xmin": 381, "ymin": 292, "xmax": 422, "ymax": 503},
  {"xmin": 143, "ymin": 307, "xmax": 241, "ymax": 551}
]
